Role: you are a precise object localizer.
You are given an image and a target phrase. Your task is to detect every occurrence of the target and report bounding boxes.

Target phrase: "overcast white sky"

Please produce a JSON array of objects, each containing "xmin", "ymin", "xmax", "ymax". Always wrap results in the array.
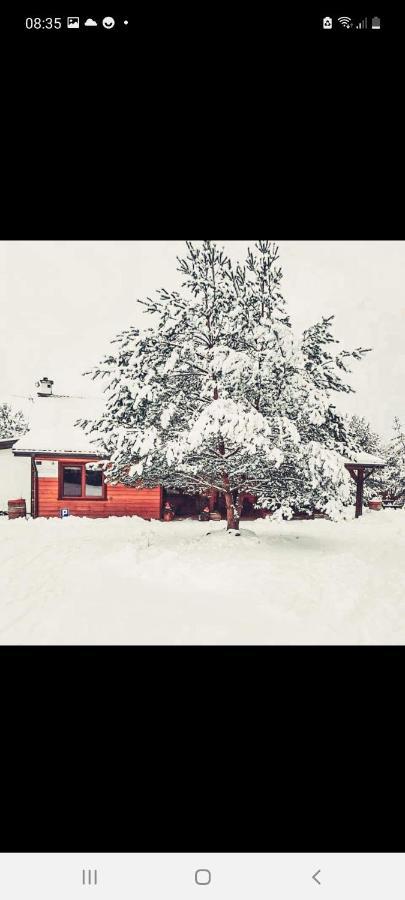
[{"xmin": 0, "ymin": 241, "xmax": 404, "ymax": 438}]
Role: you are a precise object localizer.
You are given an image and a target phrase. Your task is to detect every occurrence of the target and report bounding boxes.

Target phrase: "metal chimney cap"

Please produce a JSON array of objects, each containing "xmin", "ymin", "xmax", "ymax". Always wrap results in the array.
[{"xmin": 36, "ymin": 377, "xmax": 54, "ymax": 396}]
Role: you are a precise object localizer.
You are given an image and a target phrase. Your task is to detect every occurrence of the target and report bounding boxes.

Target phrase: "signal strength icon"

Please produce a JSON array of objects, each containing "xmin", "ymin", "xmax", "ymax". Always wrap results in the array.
[
  {"xmin": 338, "ymin": 16, "xmax": 353, "ymax": 27},
  {"xmin": 356, "ymin": 17, "xmax": 368, "ymax": 28}
]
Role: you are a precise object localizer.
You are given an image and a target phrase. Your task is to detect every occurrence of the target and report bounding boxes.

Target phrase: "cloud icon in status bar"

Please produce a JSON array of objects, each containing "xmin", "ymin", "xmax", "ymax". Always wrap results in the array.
[{"xmin": 84, "ymin": 18, "xmax": 97, "ymax": 26}]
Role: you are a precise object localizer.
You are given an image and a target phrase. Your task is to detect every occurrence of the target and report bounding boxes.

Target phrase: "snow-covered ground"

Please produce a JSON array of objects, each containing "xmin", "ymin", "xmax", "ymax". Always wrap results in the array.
[{"xmin": 0, "ymin": 510, "xmax": 404, "ymax": 644}]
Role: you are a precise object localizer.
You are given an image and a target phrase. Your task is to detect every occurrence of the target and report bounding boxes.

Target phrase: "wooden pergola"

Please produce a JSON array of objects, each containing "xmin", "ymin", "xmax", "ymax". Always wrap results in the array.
[{"xmin": 344, "ymin": 453, "xmax": 386, "ymax": 518}]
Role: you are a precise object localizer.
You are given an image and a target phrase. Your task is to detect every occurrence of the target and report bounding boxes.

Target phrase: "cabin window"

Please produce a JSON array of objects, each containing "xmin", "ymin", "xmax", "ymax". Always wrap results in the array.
[
  {"xmin": 60, "ymin": 463, "xmax": 105, "ymax": 500},
  {"xmin": 85, "ymin": 467, "xmax": 103, "ymax": 497},
  {"xmin": 62, "ymin": 466, "xmax": 82, "ymax": 497}
]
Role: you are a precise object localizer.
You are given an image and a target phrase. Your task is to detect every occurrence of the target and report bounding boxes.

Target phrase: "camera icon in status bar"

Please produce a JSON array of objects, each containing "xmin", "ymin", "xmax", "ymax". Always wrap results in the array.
[{"xmin": 322, "ymin": 16, "xmax": 381, "ymax": 29}]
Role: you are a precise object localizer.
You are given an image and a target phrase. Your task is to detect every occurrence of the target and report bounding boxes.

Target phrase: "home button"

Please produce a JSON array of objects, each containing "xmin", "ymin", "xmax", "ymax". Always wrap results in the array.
[{"xmin": 195, "ymin": 870, "xmax": 211, "ymax": 885}]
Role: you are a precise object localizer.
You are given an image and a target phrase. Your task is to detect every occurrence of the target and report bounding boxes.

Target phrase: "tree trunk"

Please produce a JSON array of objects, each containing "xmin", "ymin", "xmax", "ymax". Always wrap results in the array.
[{"xmin": 224, "ymin": 491, "xmax": 240, "ymax": 530}]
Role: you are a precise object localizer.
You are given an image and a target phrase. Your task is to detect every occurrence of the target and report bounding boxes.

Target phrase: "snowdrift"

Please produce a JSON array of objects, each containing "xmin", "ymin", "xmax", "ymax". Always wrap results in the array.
[{"xmin": 0, "ymin": 511, "xmax": 404, "ymax": 644}]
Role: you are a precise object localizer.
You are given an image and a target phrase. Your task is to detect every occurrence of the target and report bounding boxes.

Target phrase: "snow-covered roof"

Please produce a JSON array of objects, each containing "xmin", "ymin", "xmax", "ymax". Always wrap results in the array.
[
  {"xmin": 0, "ymin": 437, "xmax": 19, "ymax": 449},
  {"xmin": 342, "ymin": 451, "xmax": 386, "ymax": 467},
  {"xmin": 12, "ymin": 394, "xmax": 105, "ymax": 455}
]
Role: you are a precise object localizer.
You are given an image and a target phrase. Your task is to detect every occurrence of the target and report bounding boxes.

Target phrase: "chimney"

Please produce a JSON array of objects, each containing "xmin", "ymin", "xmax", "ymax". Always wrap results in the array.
[{"xmin": 36, "ymin": 377, "xmax": 54, "ymax": 397}]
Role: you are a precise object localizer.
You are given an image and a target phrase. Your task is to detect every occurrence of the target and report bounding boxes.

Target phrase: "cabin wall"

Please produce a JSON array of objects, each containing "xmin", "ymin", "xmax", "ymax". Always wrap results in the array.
[
  {"xmin": 0, "ymin": 450, "xmax": 32, "ymax": 514},
  {"xmin": 35, "ymin": 456, "xmax": 162, "ymax": 519}
]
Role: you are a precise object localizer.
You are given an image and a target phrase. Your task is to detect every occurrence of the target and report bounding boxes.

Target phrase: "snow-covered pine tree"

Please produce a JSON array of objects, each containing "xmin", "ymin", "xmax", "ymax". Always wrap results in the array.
[
  {"xmin": 81, "ymin": 241, "xmax": 370, "ymax": 530},
  {"xmin": 346, "ymin": 414, "xmax": 385, "ymax": 501},
  {"xmin": 255, "ymin": 312, "xmax": 371, "ymax": 516},
  {"xmin": 347, "ymin": 414, "xmax": 382, "ymax": 456},
  {"xmin": 0, "ymin": 403, "xmax": 28, "ymax": 440},
  {"xmin": 384, "ymin": 417, "xmax": 405, "ymax": 501}
]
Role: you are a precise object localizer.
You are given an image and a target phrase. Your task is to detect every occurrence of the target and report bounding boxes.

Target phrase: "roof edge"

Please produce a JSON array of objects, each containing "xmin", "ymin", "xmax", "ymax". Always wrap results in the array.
[
  {"xmin": 13, "ymin": 450, "xmax": 107, "ymax": 459},
  {"xmin": 0, "ymin": 438, "xmax": 19, "ymax": 449}
]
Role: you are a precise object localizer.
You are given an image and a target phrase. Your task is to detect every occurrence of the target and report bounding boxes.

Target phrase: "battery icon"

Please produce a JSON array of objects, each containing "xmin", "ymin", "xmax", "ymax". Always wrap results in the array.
[{"xmin": 371, "ymin": 16, "xmax": 380, "ymax": 28}]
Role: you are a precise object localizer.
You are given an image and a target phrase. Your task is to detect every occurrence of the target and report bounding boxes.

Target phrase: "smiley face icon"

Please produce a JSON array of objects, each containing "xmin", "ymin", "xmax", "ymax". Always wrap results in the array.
[{"xmin": 102, "ymin": 16, "xmax": 115, "ymax": 28}]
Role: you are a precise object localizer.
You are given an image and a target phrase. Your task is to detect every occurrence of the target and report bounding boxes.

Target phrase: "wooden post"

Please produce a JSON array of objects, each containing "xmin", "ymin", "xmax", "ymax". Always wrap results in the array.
[
  {"xmin": 355, "ymin": 466, "xmax": 365, "ymax": 518},
  {"xmin": 208, "ymin": 488, "xmax": 217, "ymax": 512}
]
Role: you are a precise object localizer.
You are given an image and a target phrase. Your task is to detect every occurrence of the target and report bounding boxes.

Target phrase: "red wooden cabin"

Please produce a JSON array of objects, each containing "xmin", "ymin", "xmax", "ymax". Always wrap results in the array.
[{"xmin": 12, "ymin": 381, "xmax": 162, "ymax": 519}]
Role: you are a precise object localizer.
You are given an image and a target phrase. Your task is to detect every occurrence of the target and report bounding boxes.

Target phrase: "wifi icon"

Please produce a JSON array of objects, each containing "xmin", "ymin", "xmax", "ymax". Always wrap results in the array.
[{"xmin": 338, "ymin": 16, "xmax": 353, "ymax": 27}]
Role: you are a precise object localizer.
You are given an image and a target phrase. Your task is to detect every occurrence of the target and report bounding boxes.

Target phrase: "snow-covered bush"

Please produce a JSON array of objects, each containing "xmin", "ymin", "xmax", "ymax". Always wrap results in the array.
[{"xmin": 0, "ymin": 403, "xmax": 28, "ymax": 440}]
